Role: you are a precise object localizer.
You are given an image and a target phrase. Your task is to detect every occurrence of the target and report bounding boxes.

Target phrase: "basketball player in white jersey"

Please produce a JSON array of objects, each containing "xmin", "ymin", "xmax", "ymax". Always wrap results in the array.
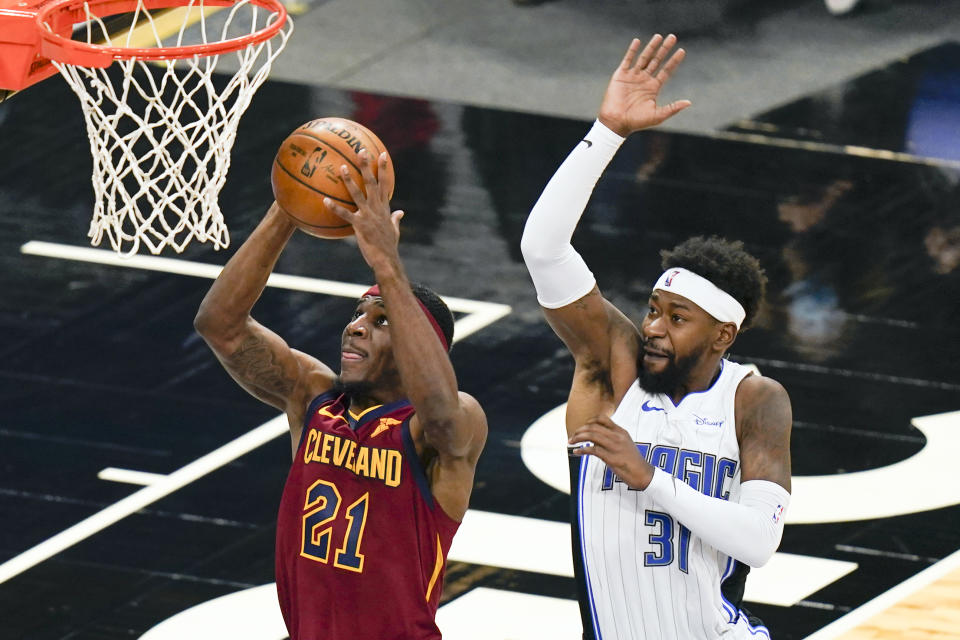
[{"xmin": 520, "ymin": 35, "xmax": 792, "ymax": 639}]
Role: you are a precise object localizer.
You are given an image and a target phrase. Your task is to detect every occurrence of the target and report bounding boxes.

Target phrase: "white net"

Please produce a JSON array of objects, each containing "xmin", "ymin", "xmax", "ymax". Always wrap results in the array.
[{"xmin": 49, "ymin": 0, "xmax": 292, "ymax": 255}]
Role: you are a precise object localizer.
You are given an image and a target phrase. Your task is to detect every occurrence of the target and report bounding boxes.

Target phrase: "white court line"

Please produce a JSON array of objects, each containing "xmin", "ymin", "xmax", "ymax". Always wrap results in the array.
[
  {"xmin": 450, "ymin": 511, "xmax": 856, "ymax": 608},
  {"xmin": 449, "ymin": 510, "xmax": 574, "ymax": 577},
  {"xmin": 803, "ymin": 546, "xmax": 960, "ymax": 639},
  {"xmin": 97, "ymin": 467, "xmax": 168, "ymax": 486},
  {"xmin": 0, "ymin": 416, "xmax": 289, "ymax": 584},
  {"xmin": 19, "ymin": 241, "xmax": 512, "ymax": 342},
  {"xmin": 3, "ymin": 241, "xmax": 512, "ymax": 585}
]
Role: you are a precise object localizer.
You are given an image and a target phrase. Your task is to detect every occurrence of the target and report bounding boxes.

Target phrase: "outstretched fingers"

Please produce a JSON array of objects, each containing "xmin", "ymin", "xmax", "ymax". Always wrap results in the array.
[
  {"xmin": 643, "ymin": 33, "xmax": 678, "ymax": 75},
  {"xmin": 654, "ymin": 45, "xmax": 686, "ymax": 84},
  {"xmin": 657, "ymin": 99, "xmax": 693, "ymax": 121},
  {"xmin": 630, "ymin": 34, "xmax": 662, "ymax": 71}
]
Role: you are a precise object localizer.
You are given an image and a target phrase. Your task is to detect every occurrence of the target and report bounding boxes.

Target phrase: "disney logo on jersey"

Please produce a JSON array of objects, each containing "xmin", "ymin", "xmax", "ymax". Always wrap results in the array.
[{"xmin": 692, "ymin": 413, "xmax": 724, "ymax": 428}]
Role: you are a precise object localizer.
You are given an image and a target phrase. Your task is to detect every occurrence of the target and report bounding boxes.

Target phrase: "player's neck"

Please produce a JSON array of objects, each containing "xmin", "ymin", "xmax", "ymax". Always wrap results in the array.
[
  {"xmin": 333, "ymin": 377, "xmax": 404, "ymax": 413},
  {"xmin": 670, "ymin": 358, "xmax": 723, "ymax": 405},
  {"xmin": 346, "ymin": 387, "xmax": 404, "ymax": 415}
]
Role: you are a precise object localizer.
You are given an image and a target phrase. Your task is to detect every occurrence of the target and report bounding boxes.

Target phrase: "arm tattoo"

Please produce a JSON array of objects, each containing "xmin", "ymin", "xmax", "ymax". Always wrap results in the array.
[
  {"xmin": 226, "ymin": 334, "xmax": 295, "ymax": 395},
  {"xmin": 573, "ymin": 288, "xmax": 601, "ymax": 310}
]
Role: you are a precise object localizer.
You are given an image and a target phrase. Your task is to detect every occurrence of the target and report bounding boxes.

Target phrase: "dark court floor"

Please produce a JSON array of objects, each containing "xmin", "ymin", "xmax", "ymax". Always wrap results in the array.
[{"xmin": 1, "ymin": 5, "xmax": 960, "ymax": 639}]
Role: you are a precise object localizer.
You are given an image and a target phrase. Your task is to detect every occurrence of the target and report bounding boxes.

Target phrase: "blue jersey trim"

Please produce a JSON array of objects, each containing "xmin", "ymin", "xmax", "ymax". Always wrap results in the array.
[
  {"xmin": 742, "ymin": 619, "xmax": 772, "ymax": 638},
  {"xmin": 578, "ymin": 456, "xmax": 603, "ymax": 639},
  {"xmin": 298, "ymin": 389, "xmax": 343, "ymax": 450},
  {"xmin": 719, "ymin": 556, "xmax": 738, "ymax": 622},
  {"xmin": 719, "ymin": 558, "xmax": 770, "ymax": 638},
  {"xmin": 667, "ymin": 359, "xmax": 725, "ymax": 409},
  {"xmin": 349, "ymin": 397, "xmax": 413, "ymax": 430},
  {"xmin": 401, "ymin": 417, "xmax": 435, "ymax": 511}
]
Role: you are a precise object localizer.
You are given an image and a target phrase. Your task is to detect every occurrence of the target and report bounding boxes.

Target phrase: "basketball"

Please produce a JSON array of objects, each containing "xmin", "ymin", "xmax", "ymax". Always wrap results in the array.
[{"xmin": 271, "ymin": 117, "xmax": 395, "ymax": 239}]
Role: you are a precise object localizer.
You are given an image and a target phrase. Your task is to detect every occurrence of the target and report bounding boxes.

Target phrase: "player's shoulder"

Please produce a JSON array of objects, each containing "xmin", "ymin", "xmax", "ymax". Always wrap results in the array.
[
  {"xmin": 735, "ymin": 373, "xmax": 792, "ymax": 427},
  {"xmin": 736, "ymin": 372, "xmax": 789, "ymax": 404},
  {"xmin": 456, "ymin": 390, "xmax": 488, "ymax": 424},
  {"xmin": 455, "ymin": 391, "xmax": 489, "ymax": 448},
  {"xmin": 290, "ymin": 352, "xmax": 337, "ymax": 413},
  {"xmin": 409, "ymin": 390, "xmax": 487, "ymax": 428}
]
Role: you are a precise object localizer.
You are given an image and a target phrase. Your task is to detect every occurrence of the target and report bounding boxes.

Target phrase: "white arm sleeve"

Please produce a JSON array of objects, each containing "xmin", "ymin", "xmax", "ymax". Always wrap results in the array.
[
  {"xmin": 519, "ymin": 120, "xmax": 625, "ymax": 309},
  {"xmin": 645, "ymin": 468, "xmax": 790, "ymax": 568}
]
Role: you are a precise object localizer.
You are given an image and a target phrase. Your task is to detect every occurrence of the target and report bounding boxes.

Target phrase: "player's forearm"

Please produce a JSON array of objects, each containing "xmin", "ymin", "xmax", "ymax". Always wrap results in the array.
[
  {"xmin": 644, "ymin": 469, "xmax": 790, "ymax": 567},
  {"xmin": 195, "ymin": 203, "xmax": 296, "ymax": 337},
  {"xmin": 519, "ymin": 120, "xmax": 624, "ymax": 309},
  {"xmin": 374, "ymin": 267, "xmax": 462, "ymax": 439}
]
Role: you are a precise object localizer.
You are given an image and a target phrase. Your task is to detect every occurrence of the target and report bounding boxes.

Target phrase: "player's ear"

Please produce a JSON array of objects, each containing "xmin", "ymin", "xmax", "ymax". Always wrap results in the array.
[{"xmin": 714, "ymin": 322, "xmax": 737, "ymax": 352}]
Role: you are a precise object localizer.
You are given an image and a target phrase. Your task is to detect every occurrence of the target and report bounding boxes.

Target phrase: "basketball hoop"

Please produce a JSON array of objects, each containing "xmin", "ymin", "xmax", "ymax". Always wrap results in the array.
[{"xmin": 35, "ymin": 0, "xmax": 292, "ymax": 254}]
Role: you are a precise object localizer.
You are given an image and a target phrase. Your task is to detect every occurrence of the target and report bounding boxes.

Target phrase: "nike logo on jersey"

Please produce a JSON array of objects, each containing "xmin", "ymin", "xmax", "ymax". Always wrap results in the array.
[
  {"xmin": 641, "ymin": 400, "xmax": 663, "ymax": 412},
  {"xmin": 582, "ymin": 138, "xmax": 593, "ymax": 148}
]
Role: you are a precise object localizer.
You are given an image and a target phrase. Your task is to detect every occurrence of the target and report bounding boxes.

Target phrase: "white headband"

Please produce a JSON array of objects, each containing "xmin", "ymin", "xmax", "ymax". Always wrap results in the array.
[{"xmin": 653, "ymin": 267, "xmax": 746, "ymax": 329}]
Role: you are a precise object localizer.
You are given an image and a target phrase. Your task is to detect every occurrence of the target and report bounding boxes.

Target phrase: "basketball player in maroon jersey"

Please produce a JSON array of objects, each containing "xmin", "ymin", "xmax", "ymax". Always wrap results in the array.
[{"xmin": 194, "ymin": 150, "xmax": 488, "ymax": 639}]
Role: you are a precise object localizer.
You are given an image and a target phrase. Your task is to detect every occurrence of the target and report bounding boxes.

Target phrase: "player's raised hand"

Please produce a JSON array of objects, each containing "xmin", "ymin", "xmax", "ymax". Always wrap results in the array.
[
  {"xmin": 325, "ymin": 150, "xmax": 404, "ymax": 271},
  {"xmin": 597, "ymin": 34, "xmax": 691, "ymax": 137},
  {"xmin": 568, "ymin": 414, "xmax": 656, "ymax": 490}
]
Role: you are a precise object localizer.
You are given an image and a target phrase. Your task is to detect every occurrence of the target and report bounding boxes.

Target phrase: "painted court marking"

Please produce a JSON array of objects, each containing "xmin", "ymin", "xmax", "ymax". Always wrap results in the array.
[
  {"xmin": 19, "ymin": 241, "xmax": 512, "ymax": 342},
  {"xmin": 98, "ymin": 467, "xmax": 168, "ymax": 486},
  {"xmin": 0, "ymin": 415, "xmax": 289, "ymax": 584}
]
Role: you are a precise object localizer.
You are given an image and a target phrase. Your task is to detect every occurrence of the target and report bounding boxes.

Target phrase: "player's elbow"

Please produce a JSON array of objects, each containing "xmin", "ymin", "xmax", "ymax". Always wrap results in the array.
[
  {"xmin": 193, "ymin": 307, "xmax": 244, "ymax": 354},
  {"xmin": 193, "ymin": 307, "xmax": 225, "ymax": 343},
  {"xmin": 736, "ymin": 523, "xmax": 784, "ymax": 568},
  {"xmin": 520, "ymin": 223, "xmax": 559, "ymax": 267},
  {"xmin": 519, "ymin": 230, "xmax": 539, "ymax": 266},
  {"xmin": 193, "ymin": 307, "xmax": 213, "ymax": 336},
  {"xmin": 420, "ymin": 397, "xmax": 485, "ymax": 459},
  {"xmin": 733, "ymin": 480, "xmax": 790, "ymax": 568},
  {"xmin": 739, "ymin": 544, "xmax": 777, "ymax": 569},
  {"xmin": 422, "ymin": 417, "xmax": 471, "ymax": 457}
]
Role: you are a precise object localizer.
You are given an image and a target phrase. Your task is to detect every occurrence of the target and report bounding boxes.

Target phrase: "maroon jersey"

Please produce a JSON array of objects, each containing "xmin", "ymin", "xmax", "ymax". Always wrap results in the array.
[{"xmin": 276, "ymin": 391, "xmax": 460, "ymax": 640}]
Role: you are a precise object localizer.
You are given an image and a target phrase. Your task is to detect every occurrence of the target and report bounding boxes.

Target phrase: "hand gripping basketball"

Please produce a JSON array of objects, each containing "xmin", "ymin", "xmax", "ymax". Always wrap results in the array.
[
  {"xmin": 324, "ymin": 150, "xmax": 405, "ymax": 270},
  {"xmin": 271, "ymin": 117, "xmax": 395, "ymax": 239}
]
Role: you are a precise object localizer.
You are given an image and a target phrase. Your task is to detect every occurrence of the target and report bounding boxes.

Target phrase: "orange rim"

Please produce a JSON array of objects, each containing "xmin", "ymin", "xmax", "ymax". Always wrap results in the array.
[{"xmin": 37, "ymin": 0, "xmax": 288, "ymax": 67}]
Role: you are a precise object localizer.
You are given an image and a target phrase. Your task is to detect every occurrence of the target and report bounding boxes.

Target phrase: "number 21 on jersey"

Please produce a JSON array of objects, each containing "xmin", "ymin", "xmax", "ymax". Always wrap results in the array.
[{"xmin": 300, "ymin": 479, "xmax": 369, "ymax": 573}]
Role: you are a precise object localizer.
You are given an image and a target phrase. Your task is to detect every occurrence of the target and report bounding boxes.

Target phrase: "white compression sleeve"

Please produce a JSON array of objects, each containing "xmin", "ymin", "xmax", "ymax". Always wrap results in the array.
[
  {"xmin": 645, "ymin": 468, "xmax": 790, "ymax": 568},
  {"xmin": 520, "ymin": 120, "xmax": 625, "ymax": 309}
]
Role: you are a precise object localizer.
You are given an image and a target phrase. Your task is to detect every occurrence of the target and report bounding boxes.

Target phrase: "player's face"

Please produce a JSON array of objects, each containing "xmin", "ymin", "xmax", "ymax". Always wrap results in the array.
[
  {"xmin": 339, "ymin": 296, "xmax": 400, "ymax": 390},
  {"xmin": 638, "ymin": 290, "xmax": 717, "ymax": 394}
]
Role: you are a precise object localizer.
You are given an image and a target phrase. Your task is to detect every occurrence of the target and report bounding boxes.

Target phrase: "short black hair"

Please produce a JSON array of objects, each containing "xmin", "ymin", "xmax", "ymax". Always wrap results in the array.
[
  {"xmin": 659, "ymin": 236, "xmax": 767, "ymax": 330},
  {"xmin": 411, "ymin": 283, "xmax": 455, "ymax": 349}
]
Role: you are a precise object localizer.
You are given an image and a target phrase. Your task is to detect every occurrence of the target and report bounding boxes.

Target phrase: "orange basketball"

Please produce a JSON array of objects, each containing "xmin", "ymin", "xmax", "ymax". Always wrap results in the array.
[{"xmin": 271, "ymin": 117, "xmax": 395, "ymax": 239}]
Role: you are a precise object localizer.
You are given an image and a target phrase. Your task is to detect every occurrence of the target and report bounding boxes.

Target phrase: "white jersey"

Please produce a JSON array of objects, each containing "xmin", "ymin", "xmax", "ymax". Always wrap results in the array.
[{"xmin": 573, "ymin": 359, "xmax": 771, "ymax": 640}]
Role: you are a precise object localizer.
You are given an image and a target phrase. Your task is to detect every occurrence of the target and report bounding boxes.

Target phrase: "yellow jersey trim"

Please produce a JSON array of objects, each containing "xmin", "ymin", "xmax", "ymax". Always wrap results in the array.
[
  {"xmin": 317, "ymin": 405, "xmax": 348, "ymax": 424},
  {"xmin": 348, "ymin": 404, "xmax": 383, "ymax": 422},
  {"xmin": 425, "ymin": 533, "xmax": 444, "ymax": 602}
]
